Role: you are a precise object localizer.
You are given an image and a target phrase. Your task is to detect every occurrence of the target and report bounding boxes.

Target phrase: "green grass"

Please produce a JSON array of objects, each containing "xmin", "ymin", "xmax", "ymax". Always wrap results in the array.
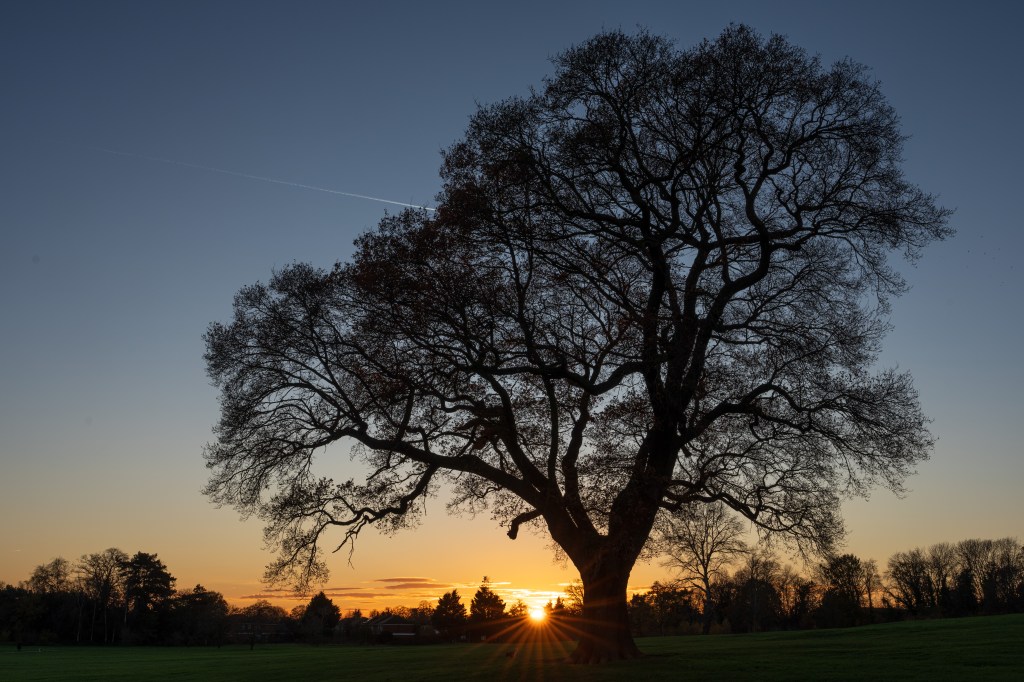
[{"xmin": 2, "ymin": 615, "xmax": 1022, "ymax": 681}]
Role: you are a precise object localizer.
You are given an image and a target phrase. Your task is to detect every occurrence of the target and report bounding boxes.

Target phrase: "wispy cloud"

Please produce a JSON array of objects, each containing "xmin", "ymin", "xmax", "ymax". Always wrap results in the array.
[
  {"xmin": 239, "ymin": 592, "xmax": 307, "ymax": 601},
  {"xmin": 372, "ymin": 577, "xmax": 442, "ymax": 584}
]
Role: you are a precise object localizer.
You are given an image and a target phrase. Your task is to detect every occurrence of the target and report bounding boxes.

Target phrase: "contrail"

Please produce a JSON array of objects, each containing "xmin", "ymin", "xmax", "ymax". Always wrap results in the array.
[{"xmin": 78, "ymin": 143, "xmax": 435, "ymax": 211}]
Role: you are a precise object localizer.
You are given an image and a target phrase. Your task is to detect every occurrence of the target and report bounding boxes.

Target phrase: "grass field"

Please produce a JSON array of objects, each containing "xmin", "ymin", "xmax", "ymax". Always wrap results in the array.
[{"xmin": 1, "ymin": 614, "xmax": 1022, "ymax": 681}]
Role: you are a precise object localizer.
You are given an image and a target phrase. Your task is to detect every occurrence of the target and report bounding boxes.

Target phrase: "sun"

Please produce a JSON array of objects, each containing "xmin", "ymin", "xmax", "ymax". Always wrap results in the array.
[{"xmin": 529, "ymin": 608, "xmax": 546, "ymax": 623}]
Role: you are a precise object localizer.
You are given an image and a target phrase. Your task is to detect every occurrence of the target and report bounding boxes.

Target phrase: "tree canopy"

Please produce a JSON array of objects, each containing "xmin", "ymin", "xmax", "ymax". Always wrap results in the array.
[
  {"xmin": 204, "ymin": 25, "xmax": 949, "ymax": 661},
  {"xmin": 432, "ymin": 589, "xmax": 467, "ymax": 637},
  {"xmin": 298, "ymin": 591, "xmax": 341, "ymax": 640}
]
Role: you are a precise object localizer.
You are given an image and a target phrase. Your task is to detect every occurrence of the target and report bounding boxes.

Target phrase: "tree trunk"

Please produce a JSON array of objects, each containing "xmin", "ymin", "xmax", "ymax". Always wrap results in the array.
[
  {"xmin": 550, "ymin": 432, "xmax": 670, "ymax": 664},
  {"xmin": 570, "ymin": 561, "xmax": 641, "ymax": 663},
  {"xmin": 701, "ymin": 582, "xmax": 713, "ymax": 636}
]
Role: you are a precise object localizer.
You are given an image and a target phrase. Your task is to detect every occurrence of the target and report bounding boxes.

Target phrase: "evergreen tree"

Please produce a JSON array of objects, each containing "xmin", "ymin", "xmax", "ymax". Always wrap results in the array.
[
  {"xmin": 299, "ymin": 591, "xmax": 340, "ymax": 641},
  {"xmin": 119, "ymin": 552, "xmax": 175, "ymax": 643},
  {"xmin": 431, "ymin": 589, "xmax": 467, "ymax": 638},
  {"xmin": 470, "ymin": 583, "xmax": 506, "ymax": 622}
]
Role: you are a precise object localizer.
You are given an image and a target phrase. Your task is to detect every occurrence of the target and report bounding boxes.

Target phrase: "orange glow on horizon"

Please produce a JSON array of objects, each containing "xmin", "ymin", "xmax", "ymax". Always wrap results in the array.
[{"xmin": 529, "ymin": 608, "xmax": 546, "ymax": 622}]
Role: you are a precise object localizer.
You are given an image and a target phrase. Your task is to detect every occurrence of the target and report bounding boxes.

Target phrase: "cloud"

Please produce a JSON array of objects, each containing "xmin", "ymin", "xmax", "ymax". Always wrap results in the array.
[
  {"xmin": 371, "ymin": 577, "xmax": 454, "ymax": 591},
  {"xmin": 320, "ymin": 591, "xmax": 395, "ymax": 599},
  {"xmin": 383, "ymin": 582, "xmax": 447, "ymax": 590},
  {"xmin": 238, "ymin": 593, "xmax": 308, "ymax": 601}
]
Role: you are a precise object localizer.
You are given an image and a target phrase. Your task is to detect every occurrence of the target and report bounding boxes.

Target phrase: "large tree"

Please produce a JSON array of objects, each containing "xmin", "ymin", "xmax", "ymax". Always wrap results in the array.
[{"xmin": 204, "ymin": 26, "xmax": 949, "ymax": 662}]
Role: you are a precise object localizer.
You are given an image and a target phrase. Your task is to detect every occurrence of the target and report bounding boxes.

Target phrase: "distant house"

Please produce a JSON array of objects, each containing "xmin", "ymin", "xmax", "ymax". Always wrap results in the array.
[
  {"xmin": 337, "ymin": 614, "xmax": 368, "ymax": 640},
  {"xmin": 226, "ymin": 617, "xmax": 293, "ymax": 644},
  {"xmin": 366, "ymin": 613, "xmax": 417, "ymax": 640}
]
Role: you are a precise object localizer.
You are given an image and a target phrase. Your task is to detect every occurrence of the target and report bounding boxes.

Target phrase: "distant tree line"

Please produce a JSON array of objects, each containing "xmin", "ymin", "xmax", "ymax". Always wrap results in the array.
[
  {"xmin": 628, "ymin": 522, "xmax": 1024, "ymax": 636},
  {"xmin": 2, "ymin": 535, "xmax": 1022, "ymax": 647},
  {"xmin": 0, "ymin": 549, "xmax": 339, "ymax": 647}
]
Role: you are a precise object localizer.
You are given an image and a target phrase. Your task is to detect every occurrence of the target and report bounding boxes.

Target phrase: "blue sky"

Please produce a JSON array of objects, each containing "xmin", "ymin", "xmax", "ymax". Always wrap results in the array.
[{"xmin": 1, "ymin": 0, "xmax": 1022, "ymax": 608}]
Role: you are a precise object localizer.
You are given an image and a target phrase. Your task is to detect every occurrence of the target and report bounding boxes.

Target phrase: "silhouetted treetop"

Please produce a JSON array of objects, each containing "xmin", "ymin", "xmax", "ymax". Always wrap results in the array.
[
  {"xmin": 432, "ymin": 589, "xmax": 467, "ymax": 636},
  {"xmin": 470, "ymin": 583, "xmax": 506, "ymax": 622},
  {"xmin": 299, "ymin": 591, "xmax": 341, "ymax": 640}
]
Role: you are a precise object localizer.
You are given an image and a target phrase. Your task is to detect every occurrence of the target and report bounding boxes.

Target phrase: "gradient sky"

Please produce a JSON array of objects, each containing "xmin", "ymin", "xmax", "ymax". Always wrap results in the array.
[{"xmin": 2, "ymin": 0, "xmax": 1022, "ymax": 612}]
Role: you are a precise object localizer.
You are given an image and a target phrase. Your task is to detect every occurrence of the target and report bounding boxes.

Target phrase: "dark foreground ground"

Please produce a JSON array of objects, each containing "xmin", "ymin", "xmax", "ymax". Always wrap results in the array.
[{"xmin": 1, "ymin": 614, "xmax": 1022, "ymax": 681}]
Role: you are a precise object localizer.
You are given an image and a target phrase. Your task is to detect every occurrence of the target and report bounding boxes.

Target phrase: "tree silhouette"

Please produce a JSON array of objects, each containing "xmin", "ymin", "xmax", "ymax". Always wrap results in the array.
[
  {"xmin": 507, "ymin": 599, "xmax": 529, "ymax": 618},
  {"xmin": 645, "ymin": 580, "xmax": 697, "ymax": 635},
  {"xmin": 236, "ymin": 600, "xmax": 289, "ymax": 647},
  {"xmin": 172, "ymin": 585, "xmax": 229, "ymax": 645},
  {"xmin": 119, "ymin": 552, "xmax": 175, "ymax": 643},
  {"xmin": 204, "ymin": 25, "xmax": 949, "ymax": 662},
  {"xmin": 21, "ymin": 559, "xmax": 78, "ymax": 643},
  {"xmin": 431, "ymin": 589, "xmax": 467, "ymax": 639},
  {"xmin": 816, "ymin": 553, "xmax": 865, "ymax": 627},
  {"xmin": 563, "ymin": 579, "xmax": 584, "ymax": 615},
  {"xmin": 77, "ymin": 548, "xmax": 127, "ymax": 643},
  {"xmin": 299, "ymin": 591, "xmax": 340, "ymax": 641},
  {"xmin": 658, "ymin": 501, "xmax": 747, "ymax": 634},
  {"xmin": 730, "ymin": 551, "xmax": 783, "ymax": 633},
  {"xmin": 26, "ymin": 558, "xmax": 71, "ymax": 595},
  {"xmin": 886, "ymin": 548, "xmax": 932, "ymax": 615},
  {"xmin": 470, "ymin": 582, "xmax": 506, "ymax": 622}
]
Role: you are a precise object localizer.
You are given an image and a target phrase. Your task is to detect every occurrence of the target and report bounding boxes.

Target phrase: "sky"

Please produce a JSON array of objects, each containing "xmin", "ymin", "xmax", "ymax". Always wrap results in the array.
[{"xmin": 1, "ymin": 0, "xmax": 1022, "ymax": 612}]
